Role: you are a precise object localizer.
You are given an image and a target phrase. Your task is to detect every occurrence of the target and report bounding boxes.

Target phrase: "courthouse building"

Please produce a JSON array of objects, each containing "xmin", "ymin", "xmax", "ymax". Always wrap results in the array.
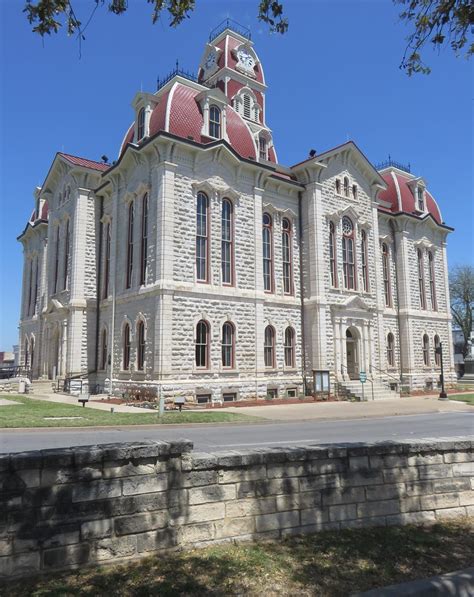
[{"xmin": 18, "ymin": 22, "xmax": 456, "ymax": 402}]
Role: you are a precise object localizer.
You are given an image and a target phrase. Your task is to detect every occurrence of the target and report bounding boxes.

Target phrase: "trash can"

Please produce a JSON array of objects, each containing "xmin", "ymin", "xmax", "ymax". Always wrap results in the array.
[{"xmin": 18, "ymin": 380, "xmax": 25, "ymax": 394}]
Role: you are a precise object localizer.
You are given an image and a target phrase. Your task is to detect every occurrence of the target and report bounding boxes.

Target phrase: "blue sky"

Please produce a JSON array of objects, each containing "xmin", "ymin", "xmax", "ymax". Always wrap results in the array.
[{"xmin": 0, "ymin": 0, "xmax": 472, "ymax": 349}]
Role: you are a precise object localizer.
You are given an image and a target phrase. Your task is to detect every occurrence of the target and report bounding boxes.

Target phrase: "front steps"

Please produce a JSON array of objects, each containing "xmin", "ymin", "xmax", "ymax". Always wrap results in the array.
[{"xmin": 337, "ymin": 378, "xmax": 401, "ymax": 401}]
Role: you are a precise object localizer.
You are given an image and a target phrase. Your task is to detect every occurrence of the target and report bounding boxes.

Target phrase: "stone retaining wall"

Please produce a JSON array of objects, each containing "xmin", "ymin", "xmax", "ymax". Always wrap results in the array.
[{"xmin": 1, "ymin": 439, "xmax": 473, "ymax": 582}]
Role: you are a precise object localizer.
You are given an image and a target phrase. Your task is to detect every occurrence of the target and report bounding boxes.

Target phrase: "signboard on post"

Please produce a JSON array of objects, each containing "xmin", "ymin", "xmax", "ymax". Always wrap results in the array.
[{"xmin": 359, "ymin": 371, "xmax": 367, "ymax": 383}]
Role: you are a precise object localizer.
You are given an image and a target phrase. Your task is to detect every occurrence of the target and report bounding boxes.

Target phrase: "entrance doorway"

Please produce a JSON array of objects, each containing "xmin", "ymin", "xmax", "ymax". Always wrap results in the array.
[{"xmin": 346, "ymin": 328, "xmax": 359, "ymax": 379}]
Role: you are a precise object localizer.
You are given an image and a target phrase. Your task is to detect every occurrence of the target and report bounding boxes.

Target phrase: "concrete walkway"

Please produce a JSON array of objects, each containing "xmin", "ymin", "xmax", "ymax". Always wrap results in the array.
[
  {"xmin": 226, "ymin": 395, "xmax": 474, "ymax": 421},
  {"xmin": 354, "ymin": 567, "xmax": 474, "ymax": 596},
  {"xmin": 19, "ymin": 390, "xmax": 155, "ymax": 414}
]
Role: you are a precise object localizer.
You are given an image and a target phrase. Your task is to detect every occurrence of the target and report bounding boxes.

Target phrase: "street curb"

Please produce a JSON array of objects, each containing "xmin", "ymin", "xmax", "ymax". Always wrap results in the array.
[{"xmin": 352, "ymin": 567, "xmax": 474, "ymax": 596}]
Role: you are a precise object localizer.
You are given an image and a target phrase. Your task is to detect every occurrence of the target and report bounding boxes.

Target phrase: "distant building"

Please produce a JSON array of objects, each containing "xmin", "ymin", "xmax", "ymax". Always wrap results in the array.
[
  {"xmin": 17, "ymin": 21, "xmax": 457, "ymax": 400},
  {"xmin": 0, "ymin": 350, "xmax": 15, "ymax": 368}
]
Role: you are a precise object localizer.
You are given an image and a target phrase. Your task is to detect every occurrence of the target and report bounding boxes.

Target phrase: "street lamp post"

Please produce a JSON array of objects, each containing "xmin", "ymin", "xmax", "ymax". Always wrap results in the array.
[{"xmin": 436, "ymin": 342, "xmax": 448, "ymax": 401}]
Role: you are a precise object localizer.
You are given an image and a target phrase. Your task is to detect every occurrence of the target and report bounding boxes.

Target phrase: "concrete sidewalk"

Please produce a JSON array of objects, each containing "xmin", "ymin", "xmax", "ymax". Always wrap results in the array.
[
  {"xmin": 225, "ymin": 396, "xmax": 473, "ymax": 421},
  {"xmin": 18, "ymin": 391, "xmax": 155, "ymax": 414}
]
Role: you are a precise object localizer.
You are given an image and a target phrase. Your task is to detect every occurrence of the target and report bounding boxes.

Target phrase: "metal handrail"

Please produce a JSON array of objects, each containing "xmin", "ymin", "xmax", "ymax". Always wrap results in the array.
[
  {"xmin": 370, "ymin": 364, "xmax": 401, "ymax": 384},
  {"xmin": 209, "ymin": 19, "xmax": 251, "ymax": 42}
]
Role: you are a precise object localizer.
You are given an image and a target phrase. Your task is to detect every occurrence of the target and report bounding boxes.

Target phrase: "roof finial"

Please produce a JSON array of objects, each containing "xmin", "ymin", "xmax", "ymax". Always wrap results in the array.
[{"xmin": 176, "ymin": 59, "xmax": 179, "ymax": 71}]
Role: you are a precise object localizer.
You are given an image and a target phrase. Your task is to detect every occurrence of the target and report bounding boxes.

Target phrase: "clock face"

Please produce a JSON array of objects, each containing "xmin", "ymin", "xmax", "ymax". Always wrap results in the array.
[
  {"xmin": 204, "ymin": 51, "xmax": 217, "ymax": 71},
  {"xmin": 237, "ymin": 48, "xmax": 255, "ymax": 71}
]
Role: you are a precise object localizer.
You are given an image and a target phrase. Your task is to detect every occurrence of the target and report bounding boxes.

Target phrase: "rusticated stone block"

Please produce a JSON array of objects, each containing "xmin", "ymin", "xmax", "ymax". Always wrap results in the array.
[
  {"xmin": 366, "ymin": 483, "xmax": 405, "ymax": 501},
  {"xmin": 431, "ymin": 478, "xmax": 471, "ymax": 493},
  {"xmin": 169, "ymin": 470, "xmax": 218, "ymax": 489},
  {"xmin": 386, "ymin": 511, "xmax": 436, "ymax": 526},
  {"xmin": 72, "ymin": 479, "xmax": 122, "ymax": 503},
  {"xmin": 237, "ymin": 477, "xmax": 299, "ymax": 499},
  {"xmin": 94, "ymin": 536, "xmax": 137, "ymax": 561},
  {"xmin": 328, "ymin": 504, "xmax": 357, "ymax": 522},
  {"xmin": 452, "ymin": 462, "xmax": 474, "ymax": 477},
  {"xmin": 0, "ymin": 552, "xmax": 40, "ymax": 578},
  {"xmin": 310, "ymin": 458, "xmax": 346, "ymax": 475},
  {"xmin": 43, "ymin": 543, "xmax": 90, "ymax": 569},
  {"xmin": 115, "ymin": 511, "xmax": 168, "ymax": 536},
  {"xmin": 102, "ymin": 461, "xmax": 156, "ymax": 479},
  {"xmin": 383, "ymin": 468, "xmax": 419, "ymax": 483},
  {"xmin": 299, "ymin": 474, "xmax": 340, "ymax": 492},
  {"xmin": 459, "ymin": 491, "xmax": 474, "ymax": 506},
  {"xmin": 443, "ymin": 451, "xmax": 473, "ymax": 464},
  {"xmin": 357, "ymin": 499, "xmax": 400, "ymax": 518},
  {"xmin": 219, "ymin": 466, "xmax": 266, "ymax": 484},
  {"xmin": 419, "ymin": 493, "xmax": 460, "ymax": 510},
  {"xmin": 349, "ymin": 456, "xmax": 369, "ymax": 471},
  {"xmin": 81, "ymin": 518, "xmax": 113, "ymax": 540},
  {"xmin": 255, "ymin": 510, "xmax": 300, "ymax": 532},
  {"xmin": 322, "ymin": 487, "xmax": 365, "ymax": 506},
  {"xmin": 215, "ymin": 516, "xmax": 256, "ymax": 539},
  {"xmin": 136, "ymin": 528, "xmax": 177, "ymax": 552},
  {"xmin": 122, "ymin": 474, "xmax": 167, "ymax": 496},
  {"xmin": 276, "ymin": 490, "xmax": 321, "ymax": 511},
  {"xmin": 267, "ymin": 463, "xmax": 311, "ymax": 479},
  {"xmin": 171, "ymin": 502, "xmax": 225, "ymax": 525},
  {"xmin": 300, "ymin": 508, "xmax": 329, "ymax": 526},
  {"xmin": 181, "ymin": 453, "xmax": 217, "ymax": 472},
  {"xmin": 41, "ymin": 466, "xmax": 102, "ymax": 487},
  {"xmin": 418, "ymin": 465, "xmax": 453, "ymax": 480},
  {"xmin": 225, "ymin": 497, "xmax": 276, "ymax": 518},
  {"xmin": 407, "ymin": 454, "xmax": 444, "ymax": 467},
  {"xmin": 340, "ymin": 516, "xmax": 386, "ymax": 529},
  {"xmin": 341, "ymin": 470, "xmax": 383, "ymax": 487},
  {"xmin": 178, "ymin": 522, "xmax": 215, "ymax": 544},
  {"xmin": 188, "ymin": 484, "xmax": 235, "ymax": 505},
  {"xmin": 435, "ymin": 507, "xmax": 467, "ymax": 520}
]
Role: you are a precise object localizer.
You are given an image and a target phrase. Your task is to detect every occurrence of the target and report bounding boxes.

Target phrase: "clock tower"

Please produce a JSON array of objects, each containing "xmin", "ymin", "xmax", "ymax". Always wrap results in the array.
[{"xmin": 198, "ymin": 20, "xmax": 276, "ymax": 162}]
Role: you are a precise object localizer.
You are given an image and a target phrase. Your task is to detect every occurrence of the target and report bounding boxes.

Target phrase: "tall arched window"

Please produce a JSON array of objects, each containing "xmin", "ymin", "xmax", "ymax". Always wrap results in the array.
[
  {"xmin": 137, "ymin": 107, "xmax": 145, "ymax": 140},
  {"xmin": 434, "ymin": 334, "xmax": 441, "ymax": 366},
  {"xmin": 103, "ymin": 222, "xmax": 111, "ymax": 298},
  {"xmin": 221, "ymin": 199, "xmax": 233, "ymax": 285},
  {"xmin": 264, "ymin": 325, "xmax": 275, "ymax": 368},
  {"xmin": 387, "ymin": 333, "xmax": 395, "ymax": 367},
  {"xmin": 123, "ymin": 324, "xmax": 131, "ymax": 370},
  {"xmin": 262, "ymin": 213, "xmax": 273, "ymax": 292},
  {"xmin": 329, "ymin": 222, "xmax": 337, "ymax": 287},
  {"xmin": 196, "ymin": 192, "xmax": 209, "ymax": 282},
  {"xmin": 53, "ymin": 226, "xmax": 60, "ymax": 294},
  {"xmin": 361, "ymin": 229, "xmax": 368, "ymax": 292},
  {"xmin": 195, "ymin": 320, "xmax": 209, "ymax": 368},
  {"xmin": 221, "ymin": 322, "xmax": 234, "ymax": 368},
  {"xmin": 282, "ymin": 218, "xmax": 293, "ymax": 294},
  {"xmin": 63, "ymin": 220, "xmax": 70, "ymax": 290},
  {"xmin": 24, "ymin": 338, "xmax": 29, "ymax": 368},
  {"xmin": 417, "ymin": 249, "xmax": 426, "ymax": 310},
  {"xmin": 140, "ymin": 194, "xmax": 148, "ymax": 286},
  {"xmin": 30, "ymin": 338, "xmax": 35, "ymax": 372},
  {"xmin": 27, "ymin": 259, "xmax": 33, "ymax": 317},
  {"xmin": 352, "ymin": 184, "xmax": 358, "ymax": 199},
  {"xmin": 243, "ymin": 94, "xmax": 251, "ymax": 119},
  {"xmin": 101, "ymin": 328, "xmax": 108, "ymax": 370},
  {"xmin": 423, "ymin": 334, "xmax": 430, "ymax": 366},
  {"xmin": 126, "ymin": 202, "xmax": 134, "ymax": 289},
  {"xmin": 259, "ymin": 137, "xmax": 267, "ymax": 160},
  {"xmin": 32, "ymin": 257, "xmax": 39, "ymax": 316},
  {"xmin": 335, "ymin": 179, "xmax": 341, "ymax": 194},
  {"xmin": 284, "ymin": 327, "xmax": 295, "ymax": 368},
  {"xmin": 137, "ymin": 320, "xmax": 145, "ymax": 371},
  {"xmin": 417, "ymin": 187, "xmax": 424, "ymax": 211},
  {"xmin": 382, "ymin": 243, "xmax": 391, "ymax": 307},
  {"xmin": 209, "ymin": 105, "xmax": 221, "ymax": 138},
  {"xmin": 343, "ymin": 177, "xmax": 349, "ymax": 197},
  {"xmin": 342, "ymin": 216, "xmax": 356, "ymax": 290},
  {"xmin": 428, "ymin": 252, "xmax": 437, "ymax": 310}
]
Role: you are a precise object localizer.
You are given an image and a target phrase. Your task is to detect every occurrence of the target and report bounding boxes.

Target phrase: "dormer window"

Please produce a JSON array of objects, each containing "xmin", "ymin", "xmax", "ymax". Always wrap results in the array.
[
  {"xmin": 232, "ymin": 88, "xmax": 260, "ymax": 123},
  {"xmin": 137, "ymin": 107, "xmax": 145, "ymax": 141},
  {"xmin": 209, "ymin": 105, "xmax": 221, "ymax": 138},
  {"xmin": 259, "ymin": 137, "xmax": 267, "ymax": 160},
  {"xmin": 243, "ymin": 94, "xmax": 251, "ymax": 119},
  {"xmin": 417, "ymin": 187, "xmax": 425, "ymax": 211},
  {"xmin": 344, "ymin": 177, "xmax": 349, "ymax": 197}
]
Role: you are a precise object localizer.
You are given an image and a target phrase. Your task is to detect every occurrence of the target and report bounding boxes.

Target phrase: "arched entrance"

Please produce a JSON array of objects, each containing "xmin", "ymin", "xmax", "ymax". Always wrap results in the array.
[
  {"xmin": 49, "ymin": 328, "xmax": 60, "ymax": 379},
  {"xmin": 346, "ymin": 327, "xmax": 360, "ymax": 379}
]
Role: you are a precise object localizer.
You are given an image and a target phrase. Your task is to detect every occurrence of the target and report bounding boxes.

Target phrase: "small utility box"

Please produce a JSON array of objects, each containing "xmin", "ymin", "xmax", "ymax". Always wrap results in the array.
[{"xmin": 174, "ymin": 397, "xmax": 186, "ymax": 412}]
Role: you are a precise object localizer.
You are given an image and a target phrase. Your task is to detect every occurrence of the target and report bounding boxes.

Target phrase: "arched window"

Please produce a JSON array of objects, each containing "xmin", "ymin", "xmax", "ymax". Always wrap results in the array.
[
  {"xmin": 335, "ymin": 179, "xmax": 341, "ymax": 194},
  {"xmin": 352, "ymin": 184, "xmax": 358, "ymax": 199},
  {"xmin": 53, "ymin": 226, "xmax": 60, "ymax": 294},
  {"xmin": 63, "ymin": 219, "xmax": 70, "ymax": 290},
  {"xmin": 382, "ymin": 243, "xmax": 391, "ymax": 307},
  {"xmin": 221, "ymin": 322, "xmax": 234, "ymax": 368},
  {"xmin": 243, "ymin": 94, "xmax": 251, "ymax": 119},
  {"xmin": 423, "ymin": 334, "xmax": 430, "ymax": 366},
  {"xmin": 262, "ymin": 213, "xmax": 273, "ymax": 292},
  {"xmin": 417, "ymin": 249, "xmax": 426, "ymax": 310},
  {"xmin": 27, "ymin": 258, "xmax": 33, "ymax": 317},
  {"xmin": 137, "ymin": 320, "xmax": 145, "ymax": 371},
  {"xmin": 140, "ymin": 194, "xmax": 148, "ymax": 286},
  {"xmin": 329, "ymin": 221, "xmax": 337, "ymax": 287},
  {"xmin": 32, "ymin": 257, "xmax": 39, "ymax": 316},
  {"xmin": 123, "ymin": 324, "xmax": 130, "ymax": 370},
  {"xmin": 101, "ymin": 328, "xmax": 108, "ymax": 370},
  {"xmin": 361, "ymin": 230, "xmax": 368, "ymax": 292},
  {"xmin": 196, "ymin": 192, "xmax": 209, "ymax": 282},
  {"xmin": 259, "ymin": 137, "xmax": 267, "ymax": 160},
  {"xmin": 434, "ymin": 334, "xmax": 441, "ymax": 366},
  {"xmin": 387, "ymin": 333, "xmax": 395, "ymax": 367},
  {"xmin": 428, "ymin": 252, "xmax": 437, "ymax": 310},
  {"xmin": 417, "ymin": 187, "xmax": 424, "ymax": 211},
  {"xmin": 137, "ymin": 107, "xmax": 145, "ymax": 140},
  {"xmin": 24, "ymin": 338, "xmax": 29, "ymax": 368},
  {"xmin": 284, "ymin": 327, "xmax": 295, "ymax": 368},
  {"xmin": 282, "ymin": 218, "xmax": 293, "ymax": 294},
  {"xmin": 342, "ymin": 216, "xmax": 356, "ymax": 290},
  {"xmin": 209, "ymin": 105, "xmax": 221, "ymax": 138},
  {"xmin": 30, "ymin": 338, "xmax": 35, "ymax": 372},
  {"xmin": 343, "ymin": 177, "xmax": 349, "ymax": 197},
  {"xmin": 264, "ymin": 325, "xmax": 275, "ymax": 368},
  {"xmin": 103, "ymin": 222, "xmax": 111, "ymax": 298},
  {"xmin": 195, "ymin": 320, "xmax": 210, "ymax": 368},
  {"xmin": 221, "ymin": 199, "xmax": 233, "ymax": 285},
  {"xmin": 126, "ymin": 202, "xmax": 134, "ymax": 289}
]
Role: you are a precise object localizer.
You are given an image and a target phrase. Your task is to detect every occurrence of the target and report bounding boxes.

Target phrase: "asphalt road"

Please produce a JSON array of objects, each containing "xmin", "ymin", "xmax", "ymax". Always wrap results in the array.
[{"xmin": 1, "ymin": 411, "xmax": 472, "ymax": 453}]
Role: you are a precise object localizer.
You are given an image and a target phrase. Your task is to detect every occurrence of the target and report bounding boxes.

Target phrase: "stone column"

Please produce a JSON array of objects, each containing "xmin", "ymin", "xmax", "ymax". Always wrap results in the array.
[{"xmin": 254, "ymin": 187, "xmax": 265, "ymax": 387}]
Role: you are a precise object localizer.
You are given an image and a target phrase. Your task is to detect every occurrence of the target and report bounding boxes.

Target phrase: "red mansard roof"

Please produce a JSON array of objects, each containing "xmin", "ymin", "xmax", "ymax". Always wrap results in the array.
[
  {"xmin": 379, "ymin": 170, "xmax": 442, "ymax": 225},
  {"xmin": 59, "ymin": 153, "xmax": 110, "ymax": 172}
]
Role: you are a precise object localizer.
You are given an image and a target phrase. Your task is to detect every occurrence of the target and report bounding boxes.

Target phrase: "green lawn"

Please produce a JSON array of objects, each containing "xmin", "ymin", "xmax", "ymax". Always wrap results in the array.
[
  {"xmin": 7, "ymin": 518, "xmax": 474, "ymax": 596},
  {"xmin": 450, "ymin": 393, "xmax": 474, "ymax": 405},
  {"xmin": 0, "ymin": 395, "xmax": 258, "ymax": 428}
]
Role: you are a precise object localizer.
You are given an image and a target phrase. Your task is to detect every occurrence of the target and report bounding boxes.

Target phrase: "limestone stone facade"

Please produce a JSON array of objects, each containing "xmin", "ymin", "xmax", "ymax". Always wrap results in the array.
[{"xmin": 18, "ymin": 25, "xmax": 456, "ymax": 401}]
